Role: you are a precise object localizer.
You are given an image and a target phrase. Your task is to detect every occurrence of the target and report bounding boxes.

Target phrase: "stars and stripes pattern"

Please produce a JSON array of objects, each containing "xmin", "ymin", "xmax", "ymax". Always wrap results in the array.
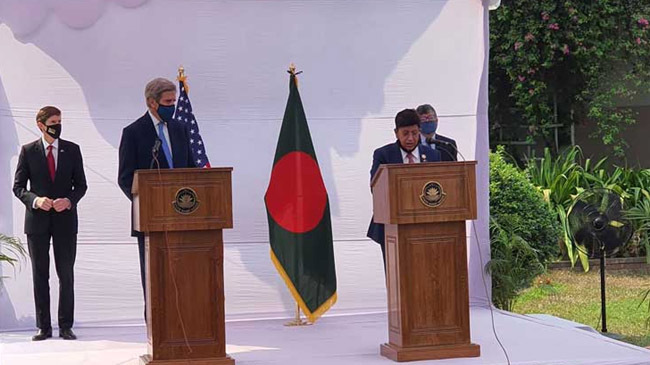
[{"xmin": 175, "ymin": 81, "xmax": 211, "ymax": 168}]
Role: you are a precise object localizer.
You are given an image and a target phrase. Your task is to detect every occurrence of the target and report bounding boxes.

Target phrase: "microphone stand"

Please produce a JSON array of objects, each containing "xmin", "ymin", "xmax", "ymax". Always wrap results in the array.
[
  {"xmin": 150, "ymin": 139, "xmax": 162, "ymax": 169},
  {"xmin": 426, "ymin": 137, "xmax": 465, "ymax": 162}
]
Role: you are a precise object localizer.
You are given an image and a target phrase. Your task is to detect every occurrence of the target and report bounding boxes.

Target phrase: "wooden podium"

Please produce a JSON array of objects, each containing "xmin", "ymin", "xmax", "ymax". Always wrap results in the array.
[
  {"xmin": 371, "ymin": 161, "xmax": 480, "ymax": 362},
  {"xmin": 133, "ymin": 168, "xmax": 235, "ymax": 365}
]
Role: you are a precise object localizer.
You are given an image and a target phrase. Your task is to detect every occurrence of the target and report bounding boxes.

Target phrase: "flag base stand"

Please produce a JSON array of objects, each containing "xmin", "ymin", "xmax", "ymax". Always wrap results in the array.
[{"xmin": 284, "ymin": 304, "xmax": 312, "ymax": 327}]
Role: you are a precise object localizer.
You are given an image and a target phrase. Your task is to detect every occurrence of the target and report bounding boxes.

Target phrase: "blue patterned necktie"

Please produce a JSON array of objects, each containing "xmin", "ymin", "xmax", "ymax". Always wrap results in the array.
[{"xmin": 157, "ymin": 122, "xmax": 174, "ymax": 168}]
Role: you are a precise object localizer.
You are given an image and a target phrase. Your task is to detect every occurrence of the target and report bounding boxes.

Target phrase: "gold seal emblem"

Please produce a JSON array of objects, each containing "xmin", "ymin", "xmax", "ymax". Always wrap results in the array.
[
  {"xmin": 172, "ymin": 188, "xmax": 200, "ymax": 215},
  {"xmin": 420, "ymin": 181, "xmax": 446, "ymax": 208}
]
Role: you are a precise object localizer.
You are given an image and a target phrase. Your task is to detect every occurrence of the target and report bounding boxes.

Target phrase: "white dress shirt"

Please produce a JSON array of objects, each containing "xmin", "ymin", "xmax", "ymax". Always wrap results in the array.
[
  {"xmin": 400, "ymin": 145, "xmax": 421, "ymax": 163},
  {"xmin": 148, "ymin": 110, "xmax": 173, "ymax": 158}
]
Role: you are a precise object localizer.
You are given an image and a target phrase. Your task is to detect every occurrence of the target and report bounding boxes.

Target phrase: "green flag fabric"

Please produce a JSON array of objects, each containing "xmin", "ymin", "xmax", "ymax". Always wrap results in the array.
[{"xmin": 264, "ymin": 71, "xmax": 337, "ymax": 322}]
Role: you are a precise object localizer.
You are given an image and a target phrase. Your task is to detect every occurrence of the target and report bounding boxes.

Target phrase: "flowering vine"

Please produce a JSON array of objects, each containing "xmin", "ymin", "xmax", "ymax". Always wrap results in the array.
[{"xmin": 490, "ymin": 1, "xmax": 650, "ymax": 157}]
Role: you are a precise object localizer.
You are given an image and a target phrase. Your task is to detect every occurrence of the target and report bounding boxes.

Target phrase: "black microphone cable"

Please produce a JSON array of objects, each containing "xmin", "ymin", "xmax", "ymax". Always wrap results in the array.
[{"xmin": 445, "ymin": 142, "xmax": 512, "ymax": 365}]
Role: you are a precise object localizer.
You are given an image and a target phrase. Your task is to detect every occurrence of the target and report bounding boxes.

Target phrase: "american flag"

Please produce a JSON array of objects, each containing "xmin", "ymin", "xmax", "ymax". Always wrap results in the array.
[{"xmin": 175, "ymin": 80, "xmax": 211, "ymax": 168}]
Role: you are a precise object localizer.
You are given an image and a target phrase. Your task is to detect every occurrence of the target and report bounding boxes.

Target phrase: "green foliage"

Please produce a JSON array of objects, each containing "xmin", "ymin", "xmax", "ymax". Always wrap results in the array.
[
  {"xmin": 0, "ymin": 234, "xmax": 26, "ymax": 280},
  {"xmin": 527, "ymin": 146, "xmax": 595, "ymax": 268},
  {"xmin": 490, "ymin": 146, "xmax": 561, "ymax": 266},
  {"xmin": 490, "ymin": 1, "xmax": 650, "ymax": 156},
  {"xmin": 624, "ymin": 198, "xmax": 650, "ymax": 261},
  {"xmin": 526, "ymin": 146, "xmax": 650, "ymax": 269},
  {"xmin": 488, "ymin": 218, "xmax": 545, "ymax": 311}
]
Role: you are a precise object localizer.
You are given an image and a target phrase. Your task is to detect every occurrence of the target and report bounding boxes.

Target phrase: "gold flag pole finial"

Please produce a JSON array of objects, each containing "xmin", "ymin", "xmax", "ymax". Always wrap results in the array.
[
  {"xmin": 287, "ymin": 63, "xmax": 302, "ymax": 88},
  {"xmin": 177, "ymin": 65, "xmax": 189, "ymax": 93}
]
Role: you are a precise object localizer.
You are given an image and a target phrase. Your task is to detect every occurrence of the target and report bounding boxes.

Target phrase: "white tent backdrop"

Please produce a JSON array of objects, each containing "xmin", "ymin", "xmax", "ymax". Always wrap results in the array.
[{"xmin": 0, "ymin": 0, "xmax": 490, "ymax": 330}]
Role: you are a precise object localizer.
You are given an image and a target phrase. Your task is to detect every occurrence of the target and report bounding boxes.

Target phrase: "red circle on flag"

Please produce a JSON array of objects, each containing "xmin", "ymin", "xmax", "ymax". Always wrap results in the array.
[{"xmin": 265, "ymin": 151, "xmax": 328, "ymax": 234}]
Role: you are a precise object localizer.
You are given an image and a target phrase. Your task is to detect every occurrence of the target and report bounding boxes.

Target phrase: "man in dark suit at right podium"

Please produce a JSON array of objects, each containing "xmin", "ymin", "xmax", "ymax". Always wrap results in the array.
[
  {"xmin": 367, "ymin": 109, "xmax": 441, "ymax": 269},
  {"xmin": 118, "ymin": 78, "xmax": 196, "ymax": 312}
]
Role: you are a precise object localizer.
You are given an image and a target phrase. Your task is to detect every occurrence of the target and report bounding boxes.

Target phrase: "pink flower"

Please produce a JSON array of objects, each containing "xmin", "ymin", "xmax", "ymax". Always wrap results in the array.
[
  {"xmin": 514, "ymin": 41, "xmax": 523, "ymax": 50},
  {"xmin": 527, "ymin": 68, "xmax": 536, "ymax": 75},
  {"xmin": 548, "ymin": 23, "xmax": 560, "ymax": 30},
  {"xmin": 518, "ymin": 75, "xmax": 526, "ymax": 82},
  {"xmin": 529, "ymin": 89, "xmax": 535, "ymax": 95},
  {"xmin": 525, "ymin": 33, "xmax": 535, "ymax": 41},
  {"xmin": 639, "ymin": 18, "xmax": 649, "ymax": 27},
  {"xmin": 541, "ymin": 12, "xmax": 550, "ymax": 21},
  {"xmin": 562, "ymin": 44, "xmax": 570, "ymax": 55},
  {"xmin": 636, "ymin": 37, "xmax": 642, "ymax": 45}
]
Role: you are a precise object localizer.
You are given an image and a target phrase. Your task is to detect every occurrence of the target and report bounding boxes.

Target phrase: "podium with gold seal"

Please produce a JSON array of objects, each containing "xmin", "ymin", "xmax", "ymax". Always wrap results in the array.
[
  {"xmin": 371, "ymin": 161, "xmax": 480, "ymax": 362},
  {"xmin": 133, "ymin": 168, "xmax": 235, "ymax": 365}
]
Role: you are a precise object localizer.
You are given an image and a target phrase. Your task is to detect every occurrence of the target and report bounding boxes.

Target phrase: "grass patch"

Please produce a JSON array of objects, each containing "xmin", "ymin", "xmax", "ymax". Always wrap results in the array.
[{"xmin": 512, "ymin": 268, "xmax": 650, "ymax": 347}]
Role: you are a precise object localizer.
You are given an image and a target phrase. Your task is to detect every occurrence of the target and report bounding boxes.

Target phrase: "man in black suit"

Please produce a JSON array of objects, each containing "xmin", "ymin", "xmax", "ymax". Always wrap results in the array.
[
  {"xmin": 118, "ymin": 78, "xmax": 196, "ymax": 312},
  {"xmin": 416, "ymin": 104, "xmax": 458, "ymax": 161},
  {"xmin": 367, "ymin": 109, "xmax": 441, "ymax": 268},
  {"xmin": 13, "ymin": 106, "xmax": 87, "ymax": 341}
]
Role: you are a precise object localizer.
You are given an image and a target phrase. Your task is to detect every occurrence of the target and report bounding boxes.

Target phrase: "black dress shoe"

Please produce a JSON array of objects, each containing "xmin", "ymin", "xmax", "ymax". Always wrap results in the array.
[
  {"xmin": 32, "ymin": 328, "xmax": 52, "ymax": 341},
  {"xmin": 59, "ymin": 328, "xmax": 77, "ymax": 340}
]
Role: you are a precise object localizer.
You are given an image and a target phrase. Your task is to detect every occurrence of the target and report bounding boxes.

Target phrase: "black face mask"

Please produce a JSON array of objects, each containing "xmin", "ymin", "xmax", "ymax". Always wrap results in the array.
[{"xmin": 44, "ymin": 124, "xmax": 62, "ymax": 139}]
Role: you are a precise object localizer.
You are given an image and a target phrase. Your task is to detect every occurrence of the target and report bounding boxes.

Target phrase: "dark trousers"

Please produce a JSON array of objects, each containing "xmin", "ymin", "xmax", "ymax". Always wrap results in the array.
[
  {"xmin": 27, "ymin": 233, "xmax": 76, "ymax": 330},
  {"xmin": 136, "ymin": 233, "xmax": 147, "ymax": 318}
]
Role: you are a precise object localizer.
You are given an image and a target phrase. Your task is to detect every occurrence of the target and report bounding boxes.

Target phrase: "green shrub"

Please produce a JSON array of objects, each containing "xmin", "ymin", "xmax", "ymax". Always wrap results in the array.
[
  {"xmin": 487, "ymin": 218, "xmax": 544, "ymax": 311},
  {"xmin": 490, "ymin": 146, "xmax": 561, "ymax": 266}
]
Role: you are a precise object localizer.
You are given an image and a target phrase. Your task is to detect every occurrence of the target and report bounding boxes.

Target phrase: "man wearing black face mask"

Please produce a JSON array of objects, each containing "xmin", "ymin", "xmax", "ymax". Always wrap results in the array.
[
  {"xmin": 13, "ymin": 106, "xmax": 88, "ymax": 341},
  {"xmin": 118, "ymin": 78, "xmax": 196, "ymax": 316},
  {"xmin": 416, "ymin": 104, "xmax": 457, "ymax": 162}
]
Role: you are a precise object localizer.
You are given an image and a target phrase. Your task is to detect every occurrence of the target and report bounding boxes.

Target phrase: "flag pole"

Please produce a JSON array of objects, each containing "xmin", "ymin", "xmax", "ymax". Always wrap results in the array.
[
  {"xmin": 285, "ymin": 303, "xmax": 310, "ymax": 327},
  {"xmin": 283, "ymin": 63, "xmax": 309, "ymax": 327}
]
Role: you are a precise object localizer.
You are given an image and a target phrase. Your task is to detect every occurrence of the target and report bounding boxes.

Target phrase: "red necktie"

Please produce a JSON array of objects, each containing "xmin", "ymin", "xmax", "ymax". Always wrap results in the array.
[
  {"xmin": 47, "ymin": 145, "xmax": 56, "ymax": 181},
  {"xmin": 406, "ymin": 152, "xmax": 415, "ymax": 164}
]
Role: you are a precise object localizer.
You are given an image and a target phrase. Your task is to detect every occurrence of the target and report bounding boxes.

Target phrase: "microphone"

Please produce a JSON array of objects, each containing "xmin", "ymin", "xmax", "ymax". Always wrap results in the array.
[
  {"xmin": 426, "ymin": 137, "xmax": 451, "ymax": 146},
  {"xmin": 426, "ymin": 137, "xmax": 460, "ymax": 162},
  {"xmin": 150, "ymin": 138, "xmax": 162, "ymax": 169},
  {"xmin": 152, "ymin": 138, "xmax": 161, "ymax": 155}
]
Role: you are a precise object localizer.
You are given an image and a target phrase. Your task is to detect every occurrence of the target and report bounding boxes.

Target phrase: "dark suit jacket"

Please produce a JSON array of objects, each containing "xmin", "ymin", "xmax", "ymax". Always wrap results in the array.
[
  {"xmin": 13, "ymin": 139, "xmax": 87, "ymax": 235},
  {"xmin": 422, "ymin": 133, "xmax": 457, "ymax": 162},
  {"xmin": 366, "ymin": 142, "xmax": 441, "ymax": 245},
  {"xmin": 118, "ymin": 112, "xmax": 196, "ymax": 236}
]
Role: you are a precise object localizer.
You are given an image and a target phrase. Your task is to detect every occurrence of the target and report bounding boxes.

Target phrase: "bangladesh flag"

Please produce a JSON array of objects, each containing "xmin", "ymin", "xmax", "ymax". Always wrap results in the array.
[{"xmin": 264, "ymin": 69, "xmax": 337, "ymax": 322}]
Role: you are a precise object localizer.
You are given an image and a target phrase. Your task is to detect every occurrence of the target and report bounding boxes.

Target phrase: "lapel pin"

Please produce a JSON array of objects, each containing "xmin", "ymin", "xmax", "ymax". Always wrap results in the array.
[{"xmin": 421, "ymin": 154, "xmax": 427, "ymax": 162}]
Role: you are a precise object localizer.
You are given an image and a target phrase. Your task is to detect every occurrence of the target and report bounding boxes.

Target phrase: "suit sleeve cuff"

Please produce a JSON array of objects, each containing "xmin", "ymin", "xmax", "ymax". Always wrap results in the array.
[{"xmin": 32, "ymin": 197, "xmax": 38, "ymax": 209}]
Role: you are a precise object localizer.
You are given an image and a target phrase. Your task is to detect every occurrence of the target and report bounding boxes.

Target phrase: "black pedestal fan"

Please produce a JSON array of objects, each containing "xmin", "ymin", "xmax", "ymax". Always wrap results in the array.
[{"xmin": 567, "ymin": 188, "xmax": 633, "ymax": 334}]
